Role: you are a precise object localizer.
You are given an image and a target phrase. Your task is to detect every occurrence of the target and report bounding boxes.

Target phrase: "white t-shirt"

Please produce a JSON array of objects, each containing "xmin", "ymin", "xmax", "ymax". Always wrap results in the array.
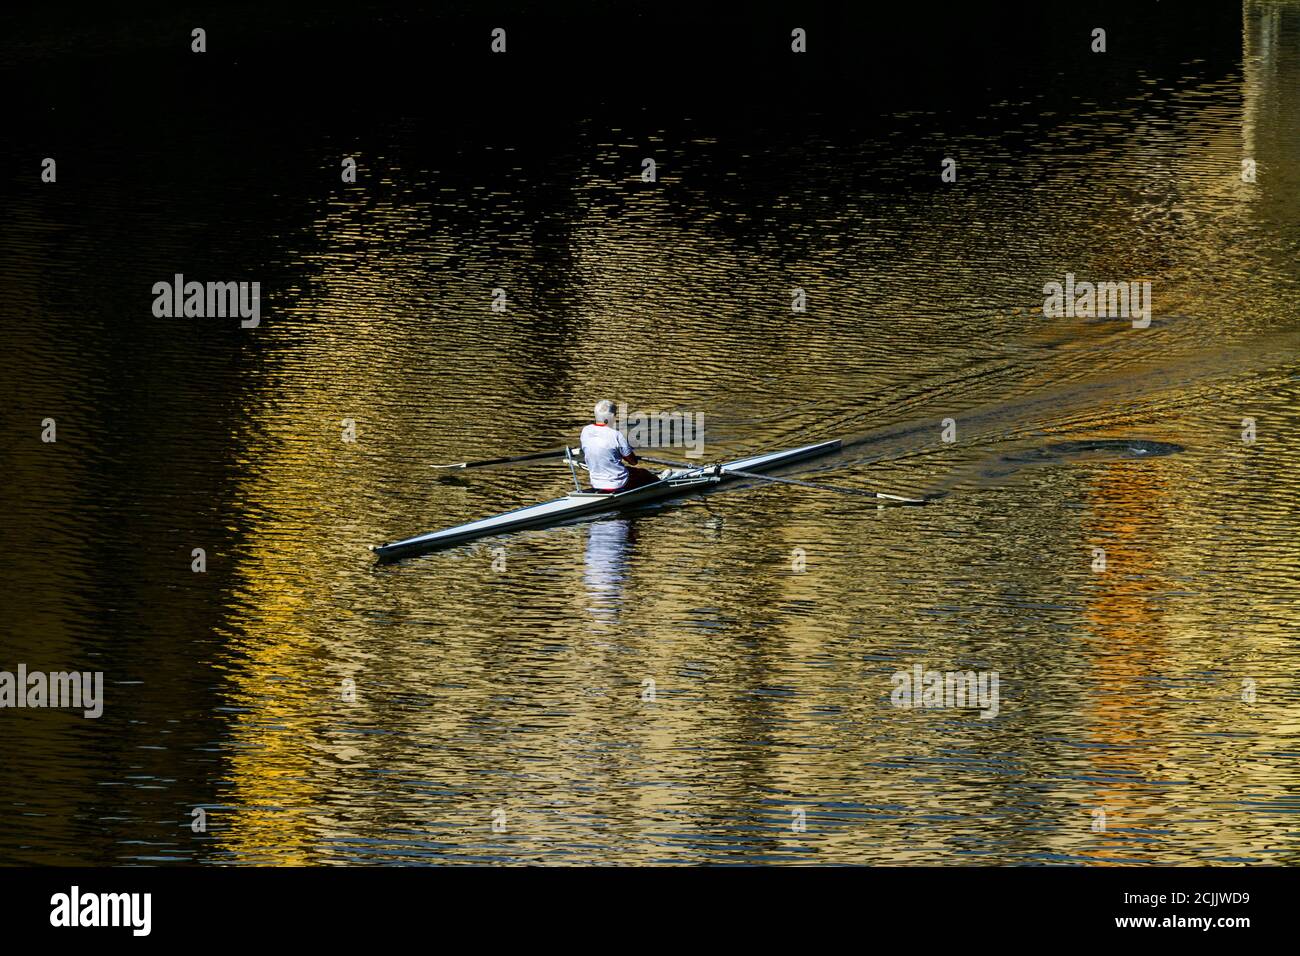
[{"xmin": 580, "ymin": 423, "xmax": 634, "ymax": 489}]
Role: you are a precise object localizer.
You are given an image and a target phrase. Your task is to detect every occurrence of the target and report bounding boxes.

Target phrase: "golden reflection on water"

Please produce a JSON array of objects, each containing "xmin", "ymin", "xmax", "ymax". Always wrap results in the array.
[
  {"xmin": 1080, "ymin": 462, "xmax": 1174, "ymax": 864},
  {"xmin": 6, "ymin": 4, "xmax": 1297, "ymax": 866}
]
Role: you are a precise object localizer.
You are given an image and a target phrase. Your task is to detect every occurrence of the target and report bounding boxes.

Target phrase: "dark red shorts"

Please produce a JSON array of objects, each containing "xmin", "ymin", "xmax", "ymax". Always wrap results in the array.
[{"xmin": 594, "ymin": 467, "xmax": 660, "ymax": 493}]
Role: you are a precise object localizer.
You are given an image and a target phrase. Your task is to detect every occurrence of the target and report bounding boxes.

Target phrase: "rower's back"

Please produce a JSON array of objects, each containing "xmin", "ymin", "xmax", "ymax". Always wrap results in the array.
[{"xmin": 580, "ymin": 421, "xmax": 632, "ymax": 491}]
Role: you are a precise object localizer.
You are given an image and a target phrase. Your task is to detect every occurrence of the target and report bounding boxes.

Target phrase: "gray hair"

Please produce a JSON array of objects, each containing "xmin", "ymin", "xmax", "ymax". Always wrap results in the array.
[{"xmin": 593, "ymin": 399, "xmax": 616, "ymax": 424}]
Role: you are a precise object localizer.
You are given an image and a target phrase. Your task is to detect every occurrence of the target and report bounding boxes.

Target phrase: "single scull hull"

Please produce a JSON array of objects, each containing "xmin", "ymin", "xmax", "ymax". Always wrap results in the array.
[{"xmin": 372, "ymin": 439, "xmax": 841, "ymax": 561}]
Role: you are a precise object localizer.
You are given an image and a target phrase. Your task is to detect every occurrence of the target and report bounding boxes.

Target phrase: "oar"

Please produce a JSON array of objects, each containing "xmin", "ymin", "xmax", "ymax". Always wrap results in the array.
[
  {"xmin": 723, "ymin": 468, "xmax": 929, "ymax": 503},
  {"xmin": 639, "ymin": 455, "xmax": 929, "ymax": 504},
  {"xmin": 432, "ymin": 448, "xmax": 575, "ymax": 470}
]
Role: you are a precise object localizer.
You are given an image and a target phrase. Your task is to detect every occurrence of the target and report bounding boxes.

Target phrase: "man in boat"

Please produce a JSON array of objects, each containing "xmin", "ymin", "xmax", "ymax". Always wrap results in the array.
[{"xmin": 580, "ymin": 400, "xmax": 661, "ymax": 493}]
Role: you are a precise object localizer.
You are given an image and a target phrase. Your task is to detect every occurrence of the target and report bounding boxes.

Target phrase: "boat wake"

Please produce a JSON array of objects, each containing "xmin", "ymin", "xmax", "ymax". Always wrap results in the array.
[{"xmin": 1000, "ymin": 439, "xmax": 1185, "ymax": 463}]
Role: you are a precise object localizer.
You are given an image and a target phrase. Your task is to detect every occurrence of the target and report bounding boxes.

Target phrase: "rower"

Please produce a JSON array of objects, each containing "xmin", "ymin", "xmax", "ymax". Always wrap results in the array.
[{"xmin": 580, "ymin": 400, "xmax": 661, "ymax": 493}]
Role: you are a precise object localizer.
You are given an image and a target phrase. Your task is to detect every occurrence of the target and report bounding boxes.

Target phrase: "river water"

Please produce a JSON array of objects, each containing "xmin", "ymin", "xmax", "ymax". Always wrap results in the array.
[{"xmin": 2, "ymin": 3, "xmax": 1298, "ymax": 864}]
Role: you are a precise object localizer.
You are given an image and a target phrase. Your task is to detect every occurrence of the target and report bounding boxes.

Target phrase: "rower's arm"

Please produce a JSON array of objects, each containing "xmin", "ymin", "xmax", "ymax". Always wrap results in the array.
[{"xmin": 616, "ymin": 432, "xmax": 638, "ymax": 465}]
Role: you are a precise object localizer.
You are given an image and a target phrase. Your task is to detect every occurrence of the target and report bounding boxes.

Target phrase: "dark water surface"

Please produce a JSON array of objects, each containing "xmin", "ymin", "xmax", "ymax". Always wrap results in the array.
[{"xmin": 2, "ymin": 3, "xmax": 1298, "ymax": 864}]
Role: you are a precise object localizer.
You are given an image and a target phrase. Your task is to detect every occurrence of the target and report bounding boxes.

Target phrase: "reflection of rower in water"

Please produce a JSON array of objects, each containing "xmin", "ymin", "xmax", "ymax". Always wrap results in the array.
[{"xmin": 580, "ymin": 400, "xmax": 661, "ymax": 493}]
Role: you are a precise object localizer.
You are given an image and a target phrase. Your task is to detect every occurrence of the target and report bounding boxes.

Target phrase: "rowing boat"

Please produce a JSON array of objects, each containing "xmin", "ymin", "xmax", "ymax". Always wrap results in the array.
[{"xmin": 372, "ymin": 439, "xmax": 842, "ymax": 561}]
